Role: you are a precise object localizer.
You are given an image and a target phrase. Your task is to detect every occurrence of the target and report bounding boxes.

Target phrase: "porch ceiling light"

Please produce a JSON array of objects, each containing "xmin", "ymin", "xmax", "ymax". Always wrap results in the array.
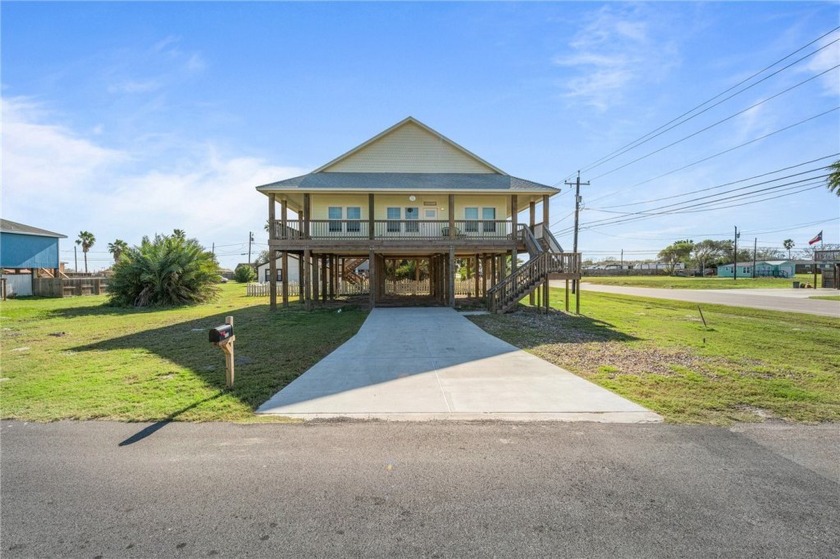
[{"xmin": 409, "ymin": 195, "xmax": 416, "ymax": 201}]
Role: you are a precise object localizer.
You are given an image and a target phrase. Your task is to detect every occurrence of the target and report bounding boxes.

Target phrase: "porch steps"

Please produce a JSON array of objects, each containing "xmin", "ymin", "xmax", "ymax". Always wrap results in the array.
[
  {"xmin": 487, "ymin": 252, "xmax": 572, "ymax": 313},
  {"xmin": 343, "ymin": 257, "xmax": 368, "ymax": 285}
]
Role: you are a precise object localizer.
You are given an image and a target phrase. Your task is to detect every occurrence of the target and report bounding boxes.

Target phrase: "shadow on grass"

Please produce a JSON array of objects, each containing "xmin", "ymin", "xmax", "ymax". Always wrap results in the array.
[
  {"xmin": 119, "ymin": 391, "xmax": 225, "ymax": 446},
  {"xmin": 68, "ymin": 303, "xmax": 368, "ymax": 416},
  {"xmin": 47, "ymin": 301, "xmax": 192, "ymax": 319},
  {"xmin": 470, "ymin": 305, "xmax": 640, "ymax": 350}
]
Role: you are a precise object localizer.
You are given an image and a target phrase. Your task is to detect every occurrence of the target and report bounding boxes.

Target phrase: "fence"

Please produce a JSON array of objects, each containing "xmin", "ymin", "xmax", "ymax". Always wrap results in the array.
[
  {"xmin": 246, "ymin": 279, "xmax": 480, "ymax": 297},
  {"xmin": 582, "ymin": 269, "xmax": 668, "ymax": 277},
  {"xmin": 1, "ymin": 274, "xmax": 33, "ymax": 297},
  {"xmin": 32, "ymin": 277, "xmax": 108, "ymax": 297},
  {"xmin": 246, "ymin": 281, "xmax": 367, "ymax": 297}
]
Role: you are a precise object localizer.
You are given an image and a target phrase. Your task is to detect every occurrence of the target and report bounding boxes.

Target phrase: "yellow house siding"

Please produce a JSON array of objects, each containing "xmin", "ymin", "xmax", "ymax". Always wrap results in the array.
[
  {"xmin": 310, "ymin": 193, "xmax": 510, "ymax": 220},
  {"xmin": 322, "ymin": 121, "xmax": 497, "ymax": 174},
  {"xmin": 310, "ymin": 195, "xmax": 369, "ymax": 219}
]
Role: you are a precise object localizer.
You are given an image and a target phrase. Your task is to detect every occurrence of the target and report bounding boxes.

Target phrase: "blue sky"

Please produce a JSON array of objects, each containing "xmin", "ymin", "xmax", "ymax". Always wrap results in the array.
[{"xmin": 3, "ymin": 1, "xmax": 838, "ymax": 270}]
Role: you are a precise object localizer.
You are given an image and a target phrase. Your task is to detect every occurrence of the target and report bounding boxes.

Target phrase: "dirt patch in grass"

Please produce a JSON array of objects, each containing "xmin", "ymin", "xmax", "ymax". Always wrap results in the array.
[
  {"xmin": 470, "ymin": 295, "xmax": 840, "ymax": 425},
  {"xmin": 473, "ymin": 308, "xmax": 728, "ymax": 377}
]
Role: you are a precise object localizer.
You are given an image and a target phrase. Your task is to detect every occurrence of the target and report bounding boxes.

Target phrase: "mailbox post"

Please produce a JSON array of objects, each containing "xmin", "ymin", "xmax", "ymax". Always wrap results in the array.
[{"xmin": 209, "ymin": 316, "xmax": 236, "ymax": 388}]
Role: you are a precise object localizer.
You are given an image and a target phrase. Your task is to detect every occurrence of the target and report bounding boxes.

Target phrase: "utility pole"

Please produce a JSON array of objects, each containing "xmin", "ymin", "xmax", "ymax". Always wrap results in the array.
[
  {"xmin": 74, "ymin": 245, "xmax": 78, "ymax": 273},
  {"xmin": 248, "ymin": 232, "xmax": 254, "ymax": 265},
  {"xmin": 620, "ymin": 249, "xmax": 624, "ymax": 269},
  {"xmin": 211, "ymin": 242, "xmax": 215, "ymax": 256},
  {"xmin": 734, "ymin": 226, "xmax": 740, "ymax": 281},
  {"xmin": 565, "ymin": 171, "xmax": 590, "ymax": 293},
  {"xmin": 752, "ymin": 238, "xmax": 757, "ymax": 279}
]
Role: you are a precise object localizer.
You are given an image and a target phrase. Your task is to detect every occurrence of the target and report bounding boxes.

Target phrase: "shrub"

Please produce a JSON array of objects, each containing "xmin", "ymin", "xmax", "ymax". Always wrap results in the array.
[
  {"xmin": 234, "ymin": 264, "xmax": 257, "ymax": 283},
  {"xmin": 107, "ymin": 232, "xmax": 220, "ymax": 307}
]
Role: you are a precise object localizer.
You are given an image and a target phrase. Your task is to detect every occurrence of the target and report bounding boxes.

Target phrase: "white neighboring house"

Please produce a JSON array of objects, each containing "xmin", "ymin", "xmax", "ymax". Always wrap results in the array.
[
  {"xmin": 636, "ymin": 262, "xmax": 685, "ymax": 271},
  {"xmin": 256, "ymin": 254, "xmax": 301, "ymax": 284}
]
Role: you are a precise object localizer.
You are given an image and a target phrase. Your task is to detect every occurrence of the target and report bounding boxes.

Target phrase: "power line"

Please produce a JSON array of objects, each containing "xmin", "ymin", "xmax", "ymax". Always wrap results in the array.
[
  {"xmin": 570, "ymin": 171, "xmax": 830, "ymax": 229},
  {"xmin": 589, "ymin": 65, "xmax": 839, "ymax": 181},
  {"xmin": 564, "ymin": 179, "xmax": 826, "ymax": 232},
  {"xmin": 555, "ymin": 176, "xmax": 828, "ymax": 234},
  {"xmin": 589, "ymin": 171, "xmax": 829, "ymax": 218},
  {"xmin": 561, "ymin": 26, "xmax": 840, "ymax": 182},
  {"xmin": 577, "ymin": 216, "xmax": 840, "ymax": 242},
  {"xmin": 582, "ymin": 38, "xmax": 840, "ymax": 177},
  {"xmin": 585, "ymin": 105, "xmax": 839, "ymax": 206},
  {"xmin": 597, "ymin": 155, "xmax": 839, "ymax": 209}
]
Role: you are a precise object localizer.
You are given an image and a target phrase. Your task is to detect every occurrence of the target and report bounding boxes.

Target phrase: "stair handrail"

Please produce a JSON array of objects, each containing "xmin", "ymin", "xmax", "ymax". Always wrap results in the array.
[
  {"xmin": 543, "ymin": 227, "xmax": 564, "ymax": 253},
  {"xmin": 522, "ymin": 226, "xmax": 544, "ymax": 258},
  {"xmin": 486, "ymin": 252, "xmax": 576, "ymax": 312}
]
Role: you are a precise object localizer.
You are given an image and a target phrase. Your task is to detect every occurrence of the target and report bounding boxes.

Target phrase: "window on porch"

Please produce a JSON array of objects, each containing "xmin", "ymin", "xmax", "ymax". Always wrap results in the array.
[
  {"xmin": 387, "ymin": 207, "xmax": 401, "ymax": 232},
  {"xmin": 464, "ymin": 207, "xmax": 479, "ymax": 232},
  {"xmin": 328, "ymin": 207, "xmax": 342, "ymax": 232},
  {"xmin": 347, "ymin": 206, "xmax": 361, "ymax": 233},
  {"xmin": 482, "ymin": 207, "xmax": 496, "ymax": 233}
]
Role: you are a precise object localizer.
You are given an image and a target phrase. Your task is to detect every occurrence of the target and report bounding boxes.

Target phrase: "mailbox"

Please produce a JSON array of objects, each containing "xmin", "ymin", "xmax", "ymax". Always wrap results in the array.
[{"xmin": 209, "ymin": 324, "xmax": 234, "ymax": 344}]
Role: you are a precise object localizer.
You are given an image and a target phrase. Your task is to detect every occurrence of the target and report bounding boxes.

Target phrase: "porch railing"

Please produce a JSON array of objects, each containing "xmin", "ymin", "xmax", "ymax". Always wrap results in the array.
[
  {"xmin": 486, "ymin": 252, "xmax": 580, "ymax": 313},
  {"xmin": 271, "ymin": 220, "xmax": 524, "ymax": 241}
]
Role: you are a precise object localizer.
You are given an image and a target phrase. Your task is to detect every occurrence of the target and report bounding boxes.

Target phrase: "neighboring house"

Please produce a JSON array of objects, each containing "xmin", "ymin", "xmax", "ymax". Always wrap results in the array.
[
  {"xmin": 256, "ymin": 254, "xmax": 301, "ymax": 284},
  {"xmin": 0, "ymin": 219, "xmax": 67, "ymax": 297},
  {"xmin": 635, "ymin": 262, "xmax": 683, "ymax": 271},
  {"xmin": 256, "ymin": 117, "xmax": 579, "ymax": 311},
  {"xmin": 717, "ymin": 260, "xmax": 795, "ymax": 278}
]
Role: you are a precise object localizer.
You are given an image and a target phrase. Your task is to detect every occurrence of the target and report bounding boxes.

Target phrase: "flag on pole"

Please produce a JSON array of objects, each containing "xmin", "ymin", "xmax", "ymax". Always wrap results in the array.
[{"xmin": 808, "ymin": 230, "xmax": 823, "ymax": 245}]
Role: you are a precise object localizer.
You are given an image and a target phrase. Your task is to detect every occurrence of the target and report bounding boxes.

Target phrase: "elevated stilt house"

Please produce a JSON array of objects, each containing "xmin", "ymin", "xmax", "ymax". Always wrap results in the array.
[{"xmin": 256, "ymin": 117, "xmax": 580, "ymax": 312}]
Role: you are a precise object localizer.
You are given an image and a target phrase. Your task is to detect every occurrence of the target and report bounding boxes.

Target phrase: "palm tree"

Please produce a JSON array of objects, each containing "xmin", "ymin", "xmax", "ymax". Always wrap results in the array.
[
  {"xmin": 76, "ymin": 231, "xmax": 96, "ymax": 274},
  {"xmin": 828, "ymin": 160, "xmax": 840, "ymax": 196},
  {"xmin": 108, "ymin": 239, "xmax": 129, "ymax": 263},
  {"xmin": 783, "ymin": 239, "xmax": 795, "ymax": 260},
  {"xmin": 172, "ymin": 229, "xmax": 186, "ymax": 240}
]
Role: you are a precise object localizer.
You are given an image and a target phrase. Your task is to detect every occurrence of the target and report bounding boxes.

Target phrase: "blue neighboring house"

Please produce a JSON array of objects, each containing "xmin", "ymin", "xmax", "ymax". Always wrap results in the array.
[
  {"xmin": 1, "ymin": 219, "xmax": 67, "ymax": 271},
  {"xmin": 717, "ymin": 260, "xmax": 795, "ymax": 278}
]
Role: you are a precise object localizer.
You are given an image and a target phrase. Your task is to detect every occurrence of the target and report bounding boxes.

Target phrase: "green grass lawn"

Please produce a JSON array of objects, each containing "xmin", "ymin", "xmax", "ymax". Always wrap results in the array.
[
  {"xmin": 582, "ymin": 273, "xmax": 816, "ymax": 289},
  {"xmin": 0, "ymin": 284, "xmax": 367, "ymax": 422},
  {"xmin": 471, "ymin": 289, "xmax": 840, "ymax": 424},
  {"xmin": 811, "ymin": 295, "xmax": 840, "ymax": 301}
]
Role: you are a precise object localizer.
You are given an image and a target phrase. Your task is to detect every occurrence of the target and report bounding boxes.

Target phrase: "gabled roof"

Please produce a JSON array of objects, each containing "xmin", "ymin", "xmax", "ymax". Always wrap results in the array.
[
  {"xmin": 256, "ymin": 172, "xmax": 558, "ymax": 194},
  {"xmin": 0, "ymin": 219, "xmax": 67, "ymax": 238},
  {"xmin": 314, "ymin": 117, "xmax": 505, "ymax": 174}
]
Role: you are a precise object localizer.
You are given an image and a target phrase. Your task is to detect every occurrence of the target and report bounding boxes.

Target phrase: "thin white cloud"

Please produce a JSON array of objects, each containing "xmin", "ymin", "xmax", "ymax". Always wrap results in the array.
[
  {"xmin": 554, "ymin": 5, "xmax": 681, "ymax": 111},
  {"xmin": 1, "ymin": 97, "xmax": 305, "ymax": 270},
  {"xmin": 805, "ymin": 34, "xmax": 840, "ymax": 96},
  {"xmin": 2, "ymin": 97, "xmax": 125, "ymax": 198},
  {"xmin": 103, "ymin": 36, "xmax": 207, "ymax": 98},
  {"xmin": 107, "ymin": 79, "xmax": 163, "ymax": 94}
]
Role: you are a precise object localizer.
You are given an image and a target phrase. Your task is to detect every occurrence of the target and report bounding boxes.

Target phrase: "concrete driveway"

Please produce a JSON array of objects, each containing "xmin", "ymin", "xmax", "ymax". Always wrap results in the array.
[
  {"xmin": 573, "ymin": 283, "xmax": 840, "ymax": 317},
  {"xmin": 257, "ymin": 307, "xmax": 660, "ymax": 422}
]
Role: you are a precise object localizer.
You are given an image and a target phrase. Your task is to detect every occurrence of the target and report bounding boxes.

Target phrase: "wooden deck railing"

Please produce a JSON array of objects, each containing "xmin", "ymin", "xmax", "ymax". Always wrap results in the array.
[
  {"xmin": 271, "ymin": 220, "xmax": 523, "ymax": 241},
  {"xmin": 486, "ymin": 252, "xmax": 580, "ymax": 312}
]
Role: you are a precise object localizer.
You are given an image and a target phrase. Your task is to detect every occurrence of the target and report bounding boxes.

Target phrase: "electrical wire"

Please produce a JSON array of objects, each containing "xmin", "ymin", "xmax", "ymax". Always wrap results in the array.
[
  {"xmin": 558, "ymin": 26, "xmax": 840, "ymax": 182},
  {"xmin": 588, "ymin": 173, "xmax": 829, "ymax": 218},
  {"xmin": 596, "ymin": 155, "xmax": 839, "ymax": 209},
  {"xmin": 589, "ymin": 65, "xmax": 839, "ymax": 181},
  {"xmin": 554, "ymin": 176, "xmax": 829, "ymax": 234},
  {"xmin": 583, "ymin": 105, "xmax": 839, "ymax": 207}
]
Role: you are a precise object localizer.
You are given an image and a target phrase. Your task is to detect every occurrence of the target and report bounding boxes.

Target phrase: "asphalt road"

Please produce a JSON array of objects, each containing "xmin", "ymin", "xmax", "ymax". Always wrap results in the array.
[
  {"xmin": 2, "ymin": 420, "xmax": 838, "ymax": 558},
  {"xmin": 572, "ymin": 283, "xmax": 840, "ymax": 317}
]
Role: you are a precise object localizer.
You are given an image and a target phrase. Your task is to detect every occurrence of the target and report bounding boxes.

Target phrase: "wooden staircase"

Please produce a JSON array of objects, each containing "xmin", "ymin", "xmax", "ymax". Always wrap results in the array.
[
  {"xmin": 342, "ymin": 257, "xmax": 367, "ymax": 285},
  {"xmin": 486, "ymin": 226, "xmax": 578, "ymax": 313}
]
